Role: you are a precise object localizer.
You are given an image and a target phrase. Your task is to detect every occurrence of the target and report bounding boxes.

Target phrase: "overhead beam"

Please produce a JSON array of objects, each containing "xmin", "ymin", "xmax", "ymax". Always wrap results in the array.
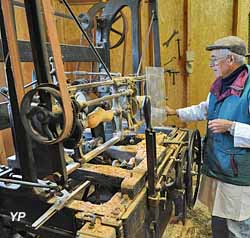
[{"xmin": 0, "ymin": 40, "xmax": 106, "ymax": 62}]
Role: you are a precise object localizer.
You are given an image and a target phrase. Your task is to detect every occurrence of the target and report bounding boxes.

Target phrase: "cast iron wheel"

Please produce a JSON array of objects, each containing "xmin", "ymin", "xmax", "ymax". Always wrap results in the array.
[
  {"xmin": 79, "ymin": 3, "xmax": 128, "ymax": 49},
  {"xmin": 20, "ymin": 84, "xmax": 75, "ymax": 144},
  {"xmin": 185, "ymin": 129, "xmax": 202, "ymax": 208},
  {"xmin": 109, "ymin": 10, "xmax": 128, "ymax": 49}
]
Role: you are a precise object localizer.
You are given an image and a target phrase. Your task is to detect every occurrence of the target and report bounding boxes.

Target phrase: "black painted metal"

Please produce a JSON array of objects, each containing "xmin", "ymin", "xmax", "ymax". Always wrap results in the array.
[
  {"xmin": 23, "ymin": 0, "xmax": 51, "ymax": 84},
  {"xmin": 0, "ymin": 188, "xmax": 76, "ymax": 238},
  {"xmin": 0, "ymin": 102, "xmax": 10, "ymax": 130},
  {"xmin": 23, "ymin": 0, "xmax": 68, "ymax": 184},
  {"xmin": 99, "ymin": 0, "xmax": 141, "ymax": 73},
  {"xmin": 0, "ymin": 0, "xmax": 37, "ymax": 182},
  {"xmin": 61, "ymin": 0, "xmax": 113, "ymax": 80},
  {"xmin": 143, "ymin": 96, "xmax": 156, "ymax": 196},
  {"xmin": 0, "ymin": 40, "xmax": 106, "ymax": 62}
]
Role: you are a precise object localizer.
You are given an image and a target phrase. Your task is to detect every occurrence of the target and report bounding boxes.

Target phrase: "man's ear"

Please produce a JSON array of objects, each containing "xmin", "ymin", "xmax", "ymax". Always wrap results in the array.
[{"xmin": 227, "ymin": 55, "xmax": 234, "ymax": 64}]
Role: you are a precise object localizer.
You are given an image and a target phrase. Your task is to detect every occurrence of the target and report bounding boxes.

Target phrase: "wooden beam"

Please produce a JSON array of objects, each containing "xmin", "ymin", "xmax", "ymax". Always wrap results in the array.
[
  {"xmin": 232, "ymin": 0, "xmax": 238, "ymax": 35},
  {"xmin": 183, "ymin": 0, "xmax": 189, "ymax": 108}
]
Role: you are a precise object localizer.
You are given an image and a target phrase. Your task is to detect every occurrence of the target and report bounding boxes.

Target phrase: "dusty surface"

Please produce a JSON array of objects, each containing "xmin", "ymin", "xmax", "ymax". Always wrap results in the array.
[{"xmin": 163, "ymin": 202, "xmax": 212, "ymax": 238}]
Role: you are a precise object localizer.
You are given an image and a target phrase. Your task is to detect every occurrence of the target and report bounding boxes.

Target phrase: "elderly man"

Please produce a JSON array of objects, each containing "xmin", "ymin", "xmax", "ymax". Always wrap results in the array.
[{"xmin": 167, "ymin": 36, "xmax": 250, "ymax": 238}]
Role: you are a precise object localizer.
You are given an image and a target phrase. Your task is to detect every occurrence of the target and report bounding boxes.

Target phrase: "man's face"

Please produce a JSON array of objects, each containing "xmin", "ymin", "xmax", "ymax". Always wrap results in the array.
[{"xmin": 209, "ymin": 50, "xmax": 232, "ymax": 78}]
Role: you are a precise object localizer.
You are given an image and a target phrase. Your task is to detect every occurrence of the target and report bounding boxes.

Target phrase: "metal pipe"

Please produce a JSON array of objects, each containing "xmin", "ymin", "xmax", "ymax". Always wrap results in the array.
[
  {"xmin": 65, "ymin": 71, "xmax": 121, "ymax": 77},
  {"xmin": 68, "ymin": 75, "xmax": 146, "ymax": 92},
  {"xmin": 0, "ymin": 178, "xmax": 58, "ymax": 189},
  {"xmin": 79, "ymin": 90, "xmax": 133, "ymax": 108},
  {"xmin": 68, "ymin": 80, "xmax": 120, "ymax": 91},
  {"xmin": 24, "ymin": 80, "xmax": 37, "ymax": 88},
  {"xmin": 66, "ymin": 162, "xmax": 80, "ymax": 175},
  {"xmin": 82, "ymin": 134, "xmax": 121, "ymax": 163}
]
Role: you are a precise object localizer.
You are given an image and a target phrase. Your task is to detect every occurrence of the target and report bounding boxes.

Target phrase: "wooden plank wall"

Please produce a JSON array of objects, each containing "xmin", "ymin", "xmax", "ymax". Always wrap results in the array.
[
  {"xmin": 185, "ymin": 0, "xmax": 234, "ymax": 134},
  {"xmin": 158, "ymin": 0, "xmax": 250, "ymax": 134},
  {"xmin": 1, "ymin": 0, "xmax": 250, "ymax": 160}
]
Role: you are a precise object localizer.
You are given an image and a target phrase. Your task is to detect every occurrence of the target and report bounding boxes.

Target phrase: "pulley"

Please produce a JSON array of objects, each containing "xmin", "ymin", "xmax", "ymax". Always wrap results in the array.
[{"xmin": 20, "ymin": 84, "xmax": 76, "ymax": 145}]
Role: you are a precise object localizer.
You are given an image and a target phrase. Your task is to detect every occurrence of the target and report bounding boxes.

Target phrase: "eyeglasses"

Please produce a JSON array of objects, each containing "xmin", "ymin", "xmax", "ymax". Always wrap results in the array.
[{"xmin": 209, "ymin": 55, "xmax": 229, "ymax": 67}]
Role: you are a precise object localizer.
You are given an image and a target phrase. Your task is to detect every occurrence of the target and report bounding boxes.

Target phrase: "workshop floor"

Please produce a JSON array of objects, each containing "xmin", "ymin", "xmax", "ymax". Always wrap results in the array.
[{"xmin": 163, "ymin": 202, "xmax": 212, "ymax": 238}]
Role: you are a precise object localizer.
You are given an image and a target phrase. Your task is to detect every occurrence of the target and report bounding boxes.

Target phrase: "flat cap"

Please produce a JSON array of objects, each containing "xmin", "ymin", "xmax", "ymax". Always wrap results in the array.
[{"xmin": 206, "ymin": 36, "xmax": 246, "ymax": 56}]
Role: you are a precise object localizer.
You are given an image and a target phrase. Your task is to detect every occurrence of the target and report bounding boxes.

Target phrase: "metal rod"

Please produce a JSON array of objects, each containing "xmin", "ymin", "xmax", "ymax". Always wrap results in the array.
[
  {"xmin": 65, "ymin": 71, "xmax": 121, "ymax": 77},
  {"xmin": 136, "ymin": 12, "xmax": 155, "ymax": 76},
  {"xmin": 68, "ymin": 79, "xmax": 124, "ymax": 91},
  {"xmin": 24, "ymin": 80, "xmax": 37, "ymax": 88},
  {"xmin": 61, "ymin": 0, "xmax": 112, "ymax": 80},
  {"xmin": 79, "ymin": 90, "xmax": 132, "ymax": 108},
  {"xmin": 82, "ymin": 135, "xmax": 121, "ymax": 163},
  {"xmin": 0, "ymin": 178, "xmax": 58, "ymax": 189},
  {"xmin": 66, "ymin": 162, "xmax": 80, "ymax": 175}
]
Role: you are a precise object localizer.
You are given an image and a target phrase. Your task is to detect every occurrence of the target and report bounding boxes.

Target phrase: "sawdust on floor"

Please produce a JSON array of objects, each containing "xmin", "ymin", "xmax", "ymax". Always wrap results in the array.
[{"xmin": 163, "ymin": 201, "xmax": 212, "ymax": 238}]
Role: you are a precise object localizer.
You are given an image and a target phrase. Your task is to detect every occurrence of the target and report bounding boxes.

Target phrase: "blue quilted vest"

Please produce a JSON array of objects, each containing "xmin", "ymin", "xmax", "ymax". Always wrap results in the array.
[{"xmin": 202, "ymin": 65, "xmax": 250, "ymax": 185}]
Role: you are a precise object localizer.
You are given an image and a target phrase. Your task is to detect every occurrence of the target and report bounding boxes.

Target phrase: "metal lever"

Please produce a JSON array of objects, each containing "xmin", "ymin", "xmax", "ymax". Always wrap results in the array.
[
  {"xmin": 143, "ymin": 96, "xmax": 157, "ymax": 196},
  {"xmin": 143, "ymin": 96, "xmax": 152, "ymax": 130},
  {"xmin": 0, "ymin": 178, "xmax": 58, "ymax": 190},
  {"xmin": 32, "ymin": 180, "xmax": 91, "ymax": 230}
]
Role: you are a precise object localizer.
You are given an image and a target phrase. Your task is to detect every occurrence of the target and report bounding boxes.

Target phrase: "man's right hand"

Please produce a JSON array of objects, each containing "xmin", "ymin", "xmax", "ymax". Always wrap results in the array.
[{"xmin": 166, "ymin": 105, "xmax": 177, "ymax": 116}]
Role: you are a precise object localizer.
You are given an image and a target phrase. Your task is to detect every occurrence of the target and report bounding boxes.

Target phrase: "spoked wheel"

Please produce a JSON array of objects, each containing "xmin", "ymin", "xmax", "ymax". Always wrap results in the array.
[
  {"xmin": 185, "ymin": 129, "xmax": 202, "ymax": 208},
  {"xmin": 175, "ymin": 146, "xmax": 188, "ymax": 189},
  {"xmin": 20, "ymin": 84, "xmax": 74, "ymax": 144},
  {"xmin": 109, "ymin": 10, "xmax": 128, "ymax": 49}
]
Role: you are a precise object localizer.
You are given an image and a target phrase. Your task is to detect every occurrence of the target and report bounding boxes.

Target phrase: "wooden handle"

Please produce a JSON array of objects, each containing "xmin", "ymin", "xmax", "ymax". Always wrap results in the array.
[{"xmin": 87, "ymin": 107, "xmax": 114, "ymax": 128}]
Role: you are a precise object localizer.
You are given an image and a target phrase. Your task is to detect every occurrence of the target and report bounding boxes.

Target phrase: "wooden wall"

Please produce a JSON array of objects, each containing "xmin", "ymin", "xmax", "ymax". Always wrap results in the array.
[
  {"xmin": 1, "ymin": 0, "xmax": 250, "ymax": 160},
  {"xmin": 158, "ymin": 0, "xmax": 250, "ymax": 134}
]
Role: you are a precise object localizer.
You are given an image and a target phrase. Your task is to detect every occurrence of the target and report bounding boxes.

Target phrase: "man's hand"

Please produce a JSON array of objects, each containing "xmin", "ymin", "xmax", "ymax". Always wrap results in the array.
[
  {"xmin": 166, "ymin": 105, "xmax": 177, "ymax": 116},
  {"xmin": 208, "ymin": 119, "xmax": 233, "ymax": 133}
]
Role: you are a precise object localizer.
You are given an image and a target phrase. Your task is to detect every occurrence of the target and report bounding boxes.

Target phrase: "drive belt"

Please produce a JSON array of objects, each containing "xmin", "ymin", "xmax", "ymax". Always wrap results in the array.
[
  {"xmin": 1, "ymin": 0, "xmax": 25, "ymax": 106},
  {"xmin": 40, "ymin": 0, "xmax": 73, "ymax": 143}
]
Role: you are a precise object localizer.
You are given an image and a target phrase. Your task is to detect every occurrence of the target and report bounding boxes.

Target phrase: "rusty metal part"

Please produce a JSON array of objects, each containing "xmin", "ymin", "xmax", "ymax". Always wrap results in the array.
[
  {"xmin": 40, "ymin": 0, "xmax": 73, "ymax": 143},
  {"xmin": 176, "ymin": 38, "xmax": 181, "ymax": 59},
  {"xmin": 163, "ymin": 30, "xmax": 179, "ymax": 48}
]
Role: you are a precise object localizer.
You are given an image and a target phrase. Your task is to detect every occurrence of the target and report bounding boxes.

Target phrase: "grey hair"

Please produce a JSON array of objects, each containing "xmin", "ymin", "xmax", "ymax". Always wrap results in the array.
[{"xmin": 216, "ymin": 49, "xmax": 245, "ymax": 65}]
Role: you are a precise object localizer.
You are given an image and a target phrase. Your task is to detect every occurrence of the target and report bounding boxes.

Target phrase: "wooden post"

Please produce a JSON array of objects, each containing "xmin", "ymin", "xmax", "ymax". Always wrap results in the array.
[{"xmin": 232, "ymin": 0, "xmax": 239, "ymax": 35}]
